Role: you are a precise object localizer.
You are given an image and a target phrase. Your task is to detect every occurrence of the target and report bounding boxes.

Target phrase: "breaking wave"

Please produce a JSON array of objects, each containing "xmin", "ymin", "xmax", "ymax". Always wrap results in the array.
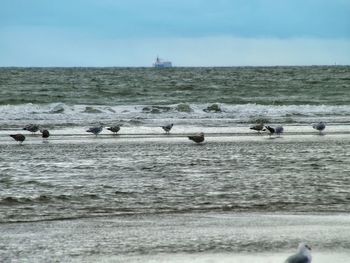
[{"xmin": 1, "ymin": 102, "xmax": 350, "ymax": 127}]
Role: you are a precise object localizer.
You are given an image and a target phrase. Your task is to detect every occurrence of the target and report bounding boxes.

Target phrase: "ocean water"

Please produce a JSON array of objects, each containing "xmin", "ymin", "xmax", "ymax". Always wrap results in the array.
[
  {"xmin": 1, "ymin": 66, "xmax": 350, "ymax": 128},
  {"xmin": 1, "ymin": 66, "xmax": 350, "ymax": 262}
]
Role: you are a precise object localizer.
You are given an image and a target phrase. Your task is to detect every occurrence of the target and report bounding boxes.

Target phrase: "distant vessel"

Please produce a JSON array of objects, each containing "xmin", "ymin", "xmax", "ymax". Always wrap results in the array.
[{"xmin": 153, "ymin": 56, "xmax": 172, "ymax": 68}]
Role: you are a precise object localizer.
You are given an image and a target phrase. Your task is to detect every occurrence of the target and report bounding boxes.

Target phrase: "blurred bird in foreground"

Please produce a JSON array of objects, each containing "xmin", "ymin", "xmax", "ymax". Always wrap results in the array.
[{"xmin": 284, "ymin": 243, "xmax": 312, "ymax": 263}]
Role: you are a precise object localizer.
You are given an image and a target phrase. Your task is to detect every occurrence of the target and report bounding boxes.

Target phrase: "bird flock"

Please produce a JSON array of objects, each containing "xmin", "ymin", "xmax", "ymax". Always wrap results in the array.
[
  {"xmin": 250, "ymin": 122, "xmax": 326, "ymax": 136},
  {"xmin": 9, "ymin": 124, "xmax": 50, "ymax": 144},
  {"xmin": 9, "ymin": 122, "xmax": 326, "ymax": 145},
  {"xmin": 84, "ymin": 123, "xmax": 205, "ymax": 144}
]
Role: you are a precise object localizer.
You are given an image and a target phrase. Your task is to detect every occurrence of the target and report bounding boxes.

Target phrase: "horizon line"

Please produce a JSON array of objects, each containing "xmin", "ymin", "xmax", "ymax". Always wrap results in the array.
[{"xmin": 0, "ymin": 64, "xmax": 348, "ymax": 68}]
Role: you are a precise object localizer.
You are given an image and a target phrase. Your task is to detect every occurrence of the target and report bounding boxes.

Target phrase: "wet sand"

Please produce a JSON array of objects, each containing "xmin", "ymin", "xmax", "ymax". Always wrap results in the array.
[
  {"xmin": 117, "ymin": 252, "xmax": 350, "ymax": 263},
  {"xmin": 1, "ymin": 213, "xmax": 350, "ymax": 262},
  {"xmin": 2, "ymin": 124, "xmax": 350, "ymax": 145}
]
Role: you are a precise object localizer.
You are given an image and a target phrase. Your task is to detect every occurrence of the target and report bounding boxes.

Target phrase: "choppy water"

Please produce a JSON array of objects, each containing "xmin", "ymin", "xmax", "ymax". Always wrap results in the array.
[
  {"xmin": 1, "ymin": 66, "xmax": 350, "ymax": 260},
  {"xmin": 0, "ymin": 66, "xmax": 350, "ymax": 127}
]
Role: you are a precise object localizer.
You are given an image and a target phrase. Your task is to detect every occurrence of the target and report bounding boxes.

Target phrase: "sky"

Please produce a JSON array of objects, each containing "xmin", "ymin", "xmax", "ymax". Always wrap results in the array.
[{"xmin": 0, "ymin": 0, "xmax": 349, "ymax": 66}]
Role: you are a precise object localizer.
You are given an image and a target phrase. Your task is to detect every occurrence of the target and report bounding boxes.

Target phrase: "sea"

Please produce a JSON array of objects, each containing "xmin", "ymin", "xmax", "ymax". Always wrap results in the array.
[{"xmin": 1, "ymin": 66, "xmax": 350, "ymax": 262}]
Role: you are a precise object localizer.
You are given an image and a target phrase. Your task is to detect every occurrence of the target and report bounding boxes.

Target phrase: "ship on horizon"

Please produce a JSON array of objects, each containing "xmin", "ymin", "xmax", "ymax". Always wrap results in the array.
[{"xmin": 153, "ymin": 56, "xmax": 172, "ymax": 68}]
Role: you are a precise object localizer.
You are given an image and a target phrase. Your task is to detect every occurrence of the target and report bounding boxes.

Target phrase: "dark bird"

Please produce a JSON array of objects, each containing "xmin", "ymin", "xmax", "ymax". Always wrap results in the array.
[
  {"xmin": 250, "ymin": 123, "xmax": 264, "ymax": 133},
  {"xmin": 107, "ymin": 126, "xmax": 121, "ymax": 134},
  {"xmin": 161, "ymin": 123, "xmax": 173, "ymax": 134},
  {"xmin": 188, "ymin": 132, "xmax": 205, "ymax": 144},
  {"xmin": 41, "ymin": 129, "xmax": 50, "ymax": 139},
  {"xmin": 23, "ymin": 124, "xmax": 39, "ymax": 133},
  {"xmin": 312, "ymin": 122, "xmax": 326, "ymax": 133},
  {"xmin": 265, "ymin": 125, "xmax": 275, "ymax": 136},
  {"xmin": 275, "ymin": 125, "xmax": 284, "ymax": 136},
  {"xmin": 86, "ymin": 125, "xmax": 103, "ymax": 136},
  {"xmin": 9, "ymin": 134, "xmax": 26, "ymax": 144},
  {"xmin": 284, "ymin": 243, "xmax": 312, "ymax": 263}
]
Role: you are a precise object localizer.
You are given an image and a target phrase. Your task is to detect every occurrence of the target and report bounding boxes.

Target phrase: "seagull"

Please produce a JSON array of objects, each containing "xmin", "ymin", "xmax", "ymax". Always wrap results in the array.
[
  {"xmin": 285, "ymin": 243, "xmax": 312, "ymax": 263},
  {"xmin": 86, "ymin": 125, "xmax": 103, "ymax": 136},
  {"xmin": 275, "ymin": 125, "xmax": 284, "ymax": 136},
  {"xmin": 9, "ymin": 134, "xmax": 26, "ymax": 144},
  {"xmin": 264, "ymin": 125, "xmax": 275, "ymax": 136},
  {"xmin": 250, "ymin": 123, "xmax": 264, "ymax": 134},
  {"xmin": 23, "ymin": 124, "xmax": 39, "ymax": 134},
  {"xmin": 161, "ymin": 123, "xmax": 173, "ymax": 134},
  {"xmin": 188, "ymin": 132, "xmax": 205, "ymax": 144},
  {"xmin": 107, "ymin": 126, "xmax": 121, "ymax": 134},
  {"xmin": 40, "ymin": 129, "xmax": 50, "ymax": 139},
  {"xmin": 312, "ymin": 122, "xmax": 326, "ymax": 133}
]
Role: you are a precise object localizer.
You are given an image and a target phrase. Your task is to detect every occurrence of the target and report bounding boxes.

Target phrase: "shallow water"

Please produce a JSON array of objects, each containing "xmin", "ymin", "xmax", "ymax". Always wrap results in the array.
[{"xmin": 1, "ymin": 128, "xmax": 350, "ymax": 223}]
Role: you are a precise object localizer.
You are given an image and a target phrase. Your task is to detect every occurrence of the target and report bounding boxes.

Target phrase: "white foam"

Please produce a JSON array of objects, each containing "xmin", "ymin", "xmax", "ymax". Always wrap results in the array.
[{"xmin": 1, "ymin": 103, "xmax": 350, "ymax": 127}]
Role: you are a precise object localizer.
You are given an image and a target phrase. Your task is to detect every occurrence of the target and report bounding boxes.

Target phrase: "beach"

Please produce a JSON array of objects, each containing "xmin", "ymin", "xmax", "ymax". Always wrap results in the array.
[
  {"xmin": 2, "ymin": 213, "xmax": 350, "ymax": 262},
  {"xmin": 1, "ymin": 66, "xmax": 350, "ymax": 261}
]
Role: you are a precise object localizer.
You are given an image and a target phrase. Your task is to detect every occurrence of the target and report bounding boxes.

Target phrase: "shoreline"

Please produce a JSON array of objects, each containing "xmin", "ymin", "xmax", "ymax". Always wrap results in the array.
[
  {"xmin": 1, "ymin": 213, "xmax": 350, "ymax": 262},
  {"xmin": 2, "ymin": 124, "xmax": 350, "ymax": 145}
]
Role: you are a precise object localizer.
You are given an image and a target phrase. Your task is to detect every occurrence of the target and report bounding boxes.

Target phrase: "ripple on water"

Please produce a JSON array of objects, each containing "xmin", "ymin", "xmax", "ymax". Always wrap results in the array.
[{"xmin": 0, "ymin": 137, "xmax": 350, "ymax": 222}]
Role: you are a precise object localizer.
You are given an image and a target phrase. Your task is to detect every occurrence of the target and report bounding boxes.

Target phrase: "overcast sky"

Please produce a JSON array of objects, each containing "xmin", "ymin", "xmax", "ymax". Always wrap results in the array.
[{"xmin": 1, "ymin": 0, "xmax": 349, "ymax": 66}]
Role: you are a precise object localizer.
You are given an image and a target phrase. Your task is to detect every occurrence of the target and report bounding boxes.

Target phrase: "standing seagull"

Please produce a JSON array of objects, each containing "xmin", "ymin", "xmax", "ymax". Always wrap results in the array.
[
  {"xmin": 284, "ymin": 243, "xmax": 312, "ymax": 263},
  {"xmin": 250, "ymin": 123, "xmax": 264, "ymax": 134},
  {"xmin": 23, "ymin": 124, "xmax": 39, "ymax": 134},
  {"xmin": 312, "ymin": 122, "xmax": 326, "ymax": 134},
  {"xmin": 41, "ymin": 129, "xmax": 50, "ymax": 139},
  {"xmin": 188, "ymin": 132, "xmax": 205, "ymax": 144},
  {"xmin": 275, "ymin": 125, "xmax": 284, "ymax": 137},
  {"xmin": 9, "ymin": 134, "xmax": 26, "ymax": 144},
  {"xmin": 86, "ymin": 125, "xmax": 103, "ymax": 136},
  {"xmin": 161, "ymin": 123, "xmax": 173, "ymax": 134},
  {"xmin": 107, "ymin": 126, "xmax": 121, "ymax": 134}
]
